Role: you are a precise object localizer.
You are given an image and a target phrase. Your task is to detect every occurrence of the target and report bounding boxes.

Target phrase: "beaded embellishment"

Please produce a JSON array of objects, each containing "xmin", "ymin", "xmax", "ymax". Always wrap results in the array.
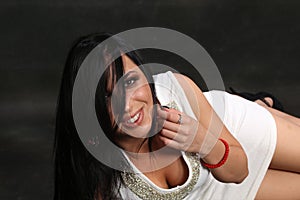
[
  {"xmin": 166, "ymin": 100, "xmax": 180, "ymax": 111},
  {"xmin": 121, "ymin": 152, "xmax": 200, "ymax": 200}
]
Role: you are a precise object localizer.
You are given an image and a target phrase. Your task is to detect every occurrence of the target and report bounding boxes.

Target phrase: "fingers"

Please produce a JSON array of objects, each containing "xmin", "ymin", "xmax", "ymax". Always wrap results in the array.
[
  {"xmin": 157, "ymin": 107, "xmax": 184, "ymax": 124},
  {"xmin": 156, "ymin": 106, "xmax": 199, "ymax": 152},
  {"xmin": 162, "ymin": 120, "xmax": 180, "ymax": 132},
  {"xmin": 159, "ymin": 135, "xmax": 183, "ymax": 150},
  {"xmin": 160, "ymin": 128, "xmax": 183, "ymax": 142},
  {"xmin": 157, "ymin": 108, "xmax": 182, "ymax": 132}
]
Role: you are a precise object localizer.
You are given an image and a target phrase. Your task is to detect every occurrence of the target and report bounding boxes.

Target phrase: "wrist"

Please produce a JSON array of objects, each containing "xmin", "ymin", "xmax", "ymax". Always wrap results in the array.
[{"xmin": 201, "ymin": 138, "xmax": 229, "ymax": 169}]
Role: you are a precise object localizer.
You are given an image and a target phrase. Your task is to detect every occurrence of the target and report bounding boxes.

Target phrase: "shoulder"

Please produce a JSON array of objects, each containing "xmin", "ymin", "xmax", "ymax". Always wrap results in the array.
[
  {"xmin": 173, "ymin": 73, "xmax": 195, "ymax": 87},
  {"xmin": 172, "ymin": 73, "xmax": 204, "ymax": 119},
  {"xmin": 172, "ymin": 73, "xmax": 204, "ymax": 94}
]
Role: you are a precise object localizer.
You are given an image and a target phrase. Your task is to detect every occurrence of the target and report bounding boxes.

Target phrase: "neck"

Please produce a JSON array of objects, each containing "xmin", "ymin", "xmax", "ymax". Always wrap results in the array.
[
  {"xmin": 118, "ymin": 134, "xmax": 181, "ymax": 173},
  {"xmin": 117, "ymin": 134, "xmax": 166, "ymax": 153},
  {"xmin": 116, "ymin": 135, "xmax": 149, "ymax": 153}
]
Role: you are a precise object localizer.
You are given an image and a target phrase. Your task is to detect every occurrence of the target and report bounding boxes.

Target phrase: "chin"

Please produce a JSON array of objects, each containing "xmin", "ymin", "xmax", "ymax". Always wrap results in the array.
[{"xmin": 124, "ymin": 125, "xmax": 152, "ymax": 139}]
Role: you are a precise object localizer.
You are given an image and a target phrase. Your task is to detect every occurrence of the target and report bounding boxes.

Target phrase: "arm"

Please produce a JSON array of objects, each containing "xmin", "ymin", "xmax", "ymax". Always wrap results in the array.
[{"xmin": 159, "ymin": 73, "xmax": 248, "ymax": 183}]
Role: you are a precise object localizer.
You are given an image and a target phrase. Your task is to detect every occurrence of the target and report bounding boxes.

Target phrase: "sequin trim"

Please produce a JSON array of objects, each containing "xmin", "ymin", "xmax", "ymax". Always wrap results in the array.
[
  {"xmin": 166, "ymin": 100, "xmax": 180, "ymax": 111},
  {"xmin": 121, "ymin": 153, "xmax": 200, "ymax": 200}
]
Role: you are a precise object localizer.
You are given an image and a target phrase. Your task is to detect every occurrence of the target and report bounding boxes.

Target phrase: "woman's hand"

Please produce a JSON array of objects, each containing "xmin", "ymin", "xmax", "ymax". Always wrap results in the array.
[
  {"xmin": 157, "ymin": 106, "xmax": 248, "ymax": 183},
  {"xmin": 157, "ymin": 107, "xmax": 206, "ymax": 153}
]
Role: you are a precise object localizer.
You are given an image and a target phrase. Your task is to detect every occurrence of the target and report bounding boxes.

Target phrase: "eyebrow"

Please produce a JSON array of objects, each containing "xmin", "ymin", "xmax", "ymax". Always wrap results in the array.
[{"xmin": 123, "ymin": 70, "xmax": 138, "ymax": 79}]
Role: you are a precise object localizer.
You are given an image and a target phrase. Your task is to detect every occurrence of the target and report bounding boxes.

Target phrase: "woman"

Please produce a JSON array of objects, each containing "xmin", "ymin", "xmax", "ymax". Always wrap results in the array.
[{"xmin": 54, "ymin": 33, "xmax": 300, "ymax": 200}]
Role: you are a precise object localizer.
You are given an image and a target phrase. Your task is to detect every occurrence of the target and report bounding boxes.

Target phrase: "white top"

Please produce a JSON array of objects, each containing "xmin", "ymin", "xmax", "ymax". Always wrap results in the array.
[{"xmin": 119, "ymin": 71, "xmax": 277, "ymax": 200}]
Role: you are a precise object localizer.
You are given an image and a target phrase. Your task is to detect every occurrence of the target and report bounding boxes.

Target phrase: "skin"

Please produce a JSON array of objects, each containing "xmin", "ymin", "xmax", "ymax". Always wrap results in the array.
[
  {"xmin": 158, "ymin": 73, "xmax": 249, "ymax": 183},
  {"xmin": 113, "ymin": 55, "xmax": 248, "ymax": 186},
  {"xmin": 256, "ymin": 98, "xmax": 300, "ymax": 125},
  {"xmin": 254, "ymin": 103, "xmax": 300, "ymax": 199},
  {"xmin": 111, "ymin": 55, "xmax": 300, "ymax": 198}
]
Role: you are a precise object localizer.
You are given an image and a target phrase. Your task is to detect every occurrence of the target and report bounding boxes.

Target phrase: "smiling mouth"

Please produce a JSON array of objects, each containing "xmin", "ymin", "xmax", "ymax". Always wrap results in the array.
[
  {"xmin": 127, "ymin": 112, "xmax": 140, "ymax": 124},
  {"xmin": 123, "ymin": 108, "xmax": 143, "ymax": 128}
]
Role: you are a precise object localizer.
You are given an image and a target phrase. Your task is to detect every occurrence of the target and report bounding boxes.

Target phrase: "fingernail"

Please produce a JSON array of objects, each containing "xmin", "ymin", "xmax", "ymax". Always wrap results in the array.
[{"xmin": 161, "ymin": 105, "xmax": 170, "ymax": 111}]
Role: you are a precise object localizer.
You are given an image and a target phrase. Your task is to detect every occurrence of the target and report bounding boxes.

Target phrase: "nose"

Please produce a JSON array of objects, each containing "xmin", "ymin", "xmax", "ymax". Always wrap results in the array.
[{"xmin": 124, "ymin": 90, "xmax": 133, "ymax": 114}]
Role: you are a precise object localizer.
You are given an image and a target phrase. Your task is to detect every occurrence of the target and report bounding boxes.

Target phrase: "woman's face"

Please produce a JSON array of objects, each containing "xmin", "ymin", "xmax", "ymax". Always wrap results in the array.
[{"xmin": 110, "ymin": 55, "xmax": 154, "ymax": 139}]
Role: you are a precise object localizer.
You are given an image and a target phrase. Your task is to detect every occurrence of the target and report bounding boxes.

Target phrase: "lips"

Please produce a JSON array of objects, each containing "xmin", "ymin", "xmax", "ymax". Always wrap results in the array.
[
  {"xmin": 127, "ymin": 112, "xmax": 140, "ymax": 123},
  {"xmin": 123, "ymin": 108, "xmax": 143, "ymax": 128}
]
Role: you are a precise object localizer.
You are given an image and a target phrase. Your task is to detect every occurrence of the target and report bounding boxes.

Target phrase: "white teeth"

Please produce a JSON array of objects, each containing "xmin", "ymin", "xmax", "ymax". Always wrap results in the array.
[{"xmin": 127, "ymin": 112, "xmax": 140, "ymax": 124}]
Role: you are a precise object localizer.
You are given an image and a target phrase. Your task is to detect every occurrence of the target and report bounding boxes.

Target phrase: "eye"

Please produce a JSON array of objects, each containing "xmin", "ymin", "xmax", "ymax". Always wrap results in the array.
[{"xmin": 124, "ymin": 77, "xmax": 137, "ymax": 88}]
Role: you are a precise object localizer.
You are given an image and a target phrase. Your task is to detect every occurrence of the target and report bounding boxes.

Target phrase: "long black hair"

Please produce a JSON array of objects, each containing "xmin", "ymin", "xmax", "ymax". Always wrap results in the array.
[{"xmin": 53, "ymin": 33, "xmax": 158, "ymax": 200}]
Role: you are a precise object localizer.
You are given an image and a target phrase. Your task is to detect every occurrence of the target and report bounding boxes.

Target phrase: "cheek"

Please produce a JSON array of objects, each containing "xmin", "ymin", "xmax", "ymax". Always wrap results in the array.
[{"xmin": 134, "ymin": 85, "xmax": 153, "ymax": 104}]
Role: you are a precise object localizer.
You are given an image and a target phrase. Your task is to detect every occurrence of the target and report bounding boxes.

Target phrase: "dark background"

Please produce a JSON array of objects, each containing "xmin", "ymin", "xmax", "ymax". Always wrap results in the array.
[{"xmin": 1, "ymin": 0, "xmax": 299, "ymax": 199}]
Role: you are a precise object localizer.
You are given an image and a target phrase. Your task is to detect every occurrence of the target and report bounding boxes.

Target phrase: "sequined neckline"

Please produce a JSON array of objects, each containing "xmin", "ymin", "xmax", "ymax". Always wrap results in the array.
[{"xmin": 121, "ymin": 152, "xmax": 200, "ymax": 200}]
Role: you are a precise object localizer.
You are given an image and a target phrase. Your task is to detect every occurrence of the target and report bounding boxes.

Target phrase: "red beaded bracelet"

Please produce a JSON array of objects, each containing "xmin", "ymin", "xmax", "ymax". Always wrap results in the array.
[{"xmin": 201, "ymin": 138, "xmax": 230, "ymax": 169}]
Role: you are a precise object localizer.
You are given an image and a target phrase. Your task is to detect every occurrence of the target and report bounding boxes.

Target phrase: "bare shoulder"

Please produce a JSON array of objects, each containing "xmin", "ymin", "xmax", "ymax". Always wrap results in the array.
[{"xmin": 173, "ymin": 73, "xmax": 201, "ymax": 91}]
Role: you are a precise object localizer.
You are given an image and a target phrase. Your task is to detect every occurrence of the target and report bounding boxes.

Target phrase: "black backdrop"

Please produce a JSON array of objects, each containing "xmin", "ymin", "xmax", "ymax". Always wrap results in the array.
[{"xmin": 1, "ymin": 0, "xmax": 299, "ymax": 199}]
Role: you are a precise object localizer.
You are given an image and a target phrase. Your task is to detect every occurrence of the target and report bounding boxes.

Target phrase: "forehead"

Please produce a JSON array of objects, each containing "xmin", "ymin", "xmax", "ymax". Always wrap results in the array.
[{"xmin": 122, "ymin": 55, "xmax": 139, "ymax": 73}]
